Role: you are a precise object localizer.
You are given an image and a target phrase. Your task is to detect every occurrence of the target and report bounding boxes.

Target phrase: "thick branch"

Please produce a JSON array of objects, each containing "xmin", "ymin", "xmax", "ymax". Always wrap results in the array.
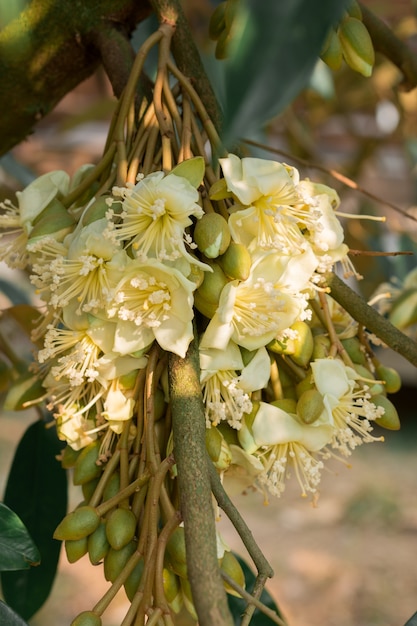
[
  {"xmin": 0, "ymin": 0, "xmax": 152, "ymax": 156},
  {"xmin": 360, "ymin": 3, "xmax": 417, "ymax": 91},
  {"xmin": 325, "ymin": 273, "xmax": 417, "ymax": 367},
  {"xmin": 168, "ymin": 340, "xmax": 233, "ymax": 626}
]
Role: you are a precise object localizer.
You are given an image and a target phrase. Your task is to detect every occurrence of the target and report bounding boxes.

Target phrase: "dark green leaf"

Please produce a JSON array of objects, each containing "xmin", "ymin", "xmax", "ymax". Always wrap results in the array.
[
  {"xmin": 0, "ymin": 600, "xmax": 30, "ymax": 626},
  {"xmin": 227, "ymin": 554, "xmax": 283, "ymax": 625},
  {"xmin": 0, "ymin": 503, "xmax": 40, "ymax": 571},
  {"xmin": 1, "ymin": 419, "xmax": 67, "ymax": 620},
  {"xmin": 217, "ymin": 0, "xmax": 349, "ymax": 147}
]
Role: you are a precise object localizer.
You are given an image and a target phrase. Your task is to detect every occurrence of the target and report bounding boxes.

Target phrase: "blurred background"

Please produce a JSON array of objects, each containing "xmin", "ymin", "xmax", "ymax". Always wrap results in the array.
[{"xmin": 1, "ymin": 0, "xmax": 417, "ymax": 625}]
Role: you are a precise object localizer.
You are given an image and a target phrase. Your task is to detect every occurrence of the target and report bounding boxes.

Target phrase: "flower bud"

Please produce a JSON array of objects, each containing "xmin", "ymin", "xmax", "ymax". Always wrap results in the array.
[
  {"xmin": 180, "ymin": 578, "xmax": 198, "ymax": 620},
  {"xmin": 339, "ymin": 17, "xmax": 375, "ymax": 77},
  {"xmin": 218, "ymin": 241, "xmax": 251, "ymax": 281},
  {"xmin": 162, "ymin": 567, "xmax": 183, "ymax": 613},
  {"xmin": 209, "ymin": 2, "xmax": 227, "ymax": 41},
  {"xmin": 312, "ymin": 334, "xmax": 331, "ymax": 360},
  {"xmin": 54, "ymin": 505, "xmax": 100, "ymax": 541},
  {"xmin": 28, "ymin": 198, "xmax": 75, "ymax": 243},
  {"xmin": 73, "ymin": 440, "xmax": 102, "ymax": 486},
  {"xmin": 124, "ymin": 557, "xmax": 144, "ymax": 601},
  {"xmin": 269, "ymin": 321, "xmax": 313, "ymax": 368},
  {"xmin": 70, "ymin": 611, "xmax": 102, "ymax": 626},
  {"xmin": 297, "ymin": 389, "xmax": 325, "ymax": 424},
  {"xmin": 166, "ymin": 527, "xmax": 187, "ymax": 579},
  {"xmin": 82, "ymin": 477, "xmax": 100, "ymax": 503},
  {"xmin": 88, "ymin": 520, "xmax": 110, "ymax": 565},
  {"xmin": 389, "ymin": 289, "xmax": 417, "ymax": 330},
  {"xmin": 341, "ymin": 336, "xmax": 367, "ymax": 365},
  {"xmin": 353, "ymin": 364, "xmax": 384, "ymax": 396},
  {"xmin": 81, "ymin": 196, "xmax": 111, "ymax": 225},
  {"xmin": 102, "ymin": 472, "xmax": 120, "ymax": 502},
  {"xmin": 346, "ymin": 0, "xmax": 362, "ymax": 19},
  {"xmin": 372, "ymin": 394, "xmax": 401, "ymax": 431},
  {"xmin": 103, "ymin": 541, "xmax": 136, "ymax": 582},
  {"xmin": 194, "ymin": 212, "xmax": 231, "ymax": 258},
  {"xmin": 221, "ymin": 550, "xmax": 246, "ymax": 597},
  {"xmin": 3, "ymin": 372, "xmax": 45, "ymax": 411},
  {"xmin": 60, "ymin": 445, "xmax": 81, "ymax": 469},
  {"xmin": 196, "ymin": 262, "xmax": 229, "ymax": 305},
  {"xmin": 206, "ymin": 427, "xmax": 232, "ymax": 470},
  {"xmin": 375, "ymin": 365, "xmax": 401, "ymax": 394},
  {"xmin": 209, "ymin": 178, "xmax": 231, "ymax": 201},
  {"xmin": 65, "ymin": 537, "xmax": 88, "ymax": 563},
  {"xmin": 106, "ymin": 507, "xmax": 137, "ymax": 550},
  {"xmin": 320, "ymin": 29, "xmax": 343, "ymax": 70}
]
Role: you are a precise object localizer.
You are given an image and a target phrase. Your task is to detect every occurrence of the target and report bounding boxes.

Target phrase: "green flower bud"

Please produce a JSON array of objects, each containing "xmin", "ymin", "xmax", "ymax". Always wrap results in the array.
[
  {"xmin": 73, "ymin": 440, "xmax": 102, "ymax": 486},
  {"xmin": 103, "ymin": 541, "xmax": 136, "ymax": 582},
  {"xmin": 375, "ymin": 365, "xmax": 402, "ymax": 394},
  {"xmin": 209, "ymin": 178, "xmax": 232, "ymax": 201},
  {"xmin": 70, "ymin": 611, "xmax": 102, "ymax": 626},
  {"xmin": 339, "ymin": 17, "xmax": 375, "ymax": 77},
  {"xmin": 82, "ymin": 477, "xmax": 100, "ymax": 503},
  {"xmin": 106, "ymin": 508, "xmax": 137, "ymax": 550},
  {"xmin": 209, "ymin": 1, "xmax": 227, "ymax": 40},
  {"xmin": 312, "ymin": 334, "xmax": 331, "ymax": 360},
  {"xmin": 205, "ymin": 427, "xmax": 232, "ymax": 470},
  {"xmin": 221, "ymin": 551, "xmax": 246, "ymax": 597},
  {"xmin": 320, "ymin": 29, "xmax": 343, "ymax": 70},
  {"xmin": 88, "ymin": 520, "xmax": 110, "ymax": 565},
  {"xmin": 124, "ymin": 557, "xmax": 144, "ymax": 601},
  {"xmin": 341, "ymin": 336, "xmax": 367, "ymax": 365},
  {"xmin": 162, "ymin": 567, "xmax": 182, "ymax": 613},
  {"xmin": 268, "ymin": 321, "xmax": 313, "ymax": 368},
  {"xmin": 102, "ymin": 472, "xmax": 120, "ymax": 502},
  {"xmin": 65, "ymin": 537, "xmax": 88, "ymax": 563},
  {"xmin": 54, "ymin": 506, "xmax": 100, "ymax": 541},
  {"xmin": 389, "ymin": 289, "xmax": 417, "ymax": 330},
  {"xmin": 194, "ymin": 212, "xmax": 231, "ymax": 258},
  {"xmin": 372, "ymin": 394, "xmax": 401, "ymax": 431},
  {"xmin": 196, "ymin": 262, "xmax": 229, "ymax": 305},
  {"xmin": 354, "ymin": 364, "xmax": 384, "ymax": 396},
  {"xmin": 297, "ymin": 389, "xmax": 325, "ymax": 424},
  {"xmin": 218, "ymin": 242, "xmax": 251, "ymax": 281},
  {"xmin": 60, "ymin": 445, "xmax": 81, "ymax": 469},
  {"xmin": 166, "ymin": 527, "xmax": 187, "ymax": 579}
]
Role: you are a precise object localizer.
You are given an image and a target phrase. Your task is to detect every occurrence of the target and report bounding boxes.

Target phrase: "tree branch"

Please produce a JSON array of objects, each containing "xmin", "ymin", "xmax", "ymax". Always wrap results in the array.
[
  {"xmin": 0, "ymin": 0, "xmax": 152, "ymax": 156},
  {"xmin": 325, "ymin": 272, "xmax": 417, "ymax": 367},
  {"xmin": 168, "ymin": 340, "xmax": 234, "ymax": 626}
]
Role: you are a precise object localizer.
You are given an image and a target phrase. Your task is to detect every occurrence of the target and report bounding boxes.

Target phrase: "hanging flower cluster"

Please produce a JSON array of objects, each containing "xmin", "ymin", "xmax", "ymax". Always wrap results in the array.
[{"xmin": 0, "ymin": 19, "xmax": 403, "ymax": 626}]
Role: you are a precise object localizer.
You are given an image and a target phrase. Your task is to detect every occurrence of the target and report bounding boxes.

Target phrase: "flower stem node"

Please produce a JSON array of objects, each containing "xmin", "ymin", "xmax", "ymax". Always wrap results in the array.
[
  {"xmin": 53, "ymin": 505, "xmax": 100, "ymax": 541},
  {"xmin": 193, "ymin": 212, "xmax": 231, "ymax": 259},
  {"xmin": 70, "ymin": 611, "xmax": 102, "ymax": 626}
]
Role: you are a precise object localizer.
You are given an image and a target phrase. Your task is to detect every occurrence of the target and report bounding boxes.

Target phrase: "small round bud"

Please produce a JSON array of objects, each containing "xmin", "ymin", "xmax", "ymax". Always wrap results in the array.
[{"xmin": 194, "ymin": 212, "xmax": 231, "ymax": 258}]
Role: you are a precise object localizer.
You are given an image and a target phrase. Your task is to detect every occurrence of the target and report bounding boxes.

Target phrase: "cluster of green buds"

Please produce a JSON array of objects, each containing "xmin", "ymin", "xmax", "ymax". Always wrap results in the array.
[
  {"xmin": 0, "ymin": 13, "xmax": 402, "ymax": 626},
  {"xmin": 321, "ymin": 0, "xmax": 375, "ymax": 76},
  {"xmin": 208, "ymin": 0, "xmax": 242, "ymax": 59}
]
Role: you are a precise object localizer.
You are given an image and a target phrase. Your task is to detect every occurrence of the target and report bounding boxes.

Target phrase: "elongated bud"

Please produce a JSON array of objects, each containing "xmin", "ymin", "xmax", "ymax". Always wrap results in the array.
[
  {"xmin": 218, "ymin": 241, "xmax": 251, "ymax": 281},
  {"xmin": 73, "ymin": 440, "xmax": 102, "ymax": 486},
  {"xmin": 297, "ymin": 389, "xmax": 325, "ymax": 424},
  {"xmin": 60, "ymin": 445, "xmax": 81, "ymax": 469},
  {"xmin": 54, "ymin": 505, "xmax": 100, "ymax": 541},
  {"xmin": 195, "ymin": 262, "xmax": 228, "ymax": 305},
  {"xmin": 372, "ymin": 394, "xmax": 400, "ymax": 430},
  {"xmin": 162, "ymin": 567, "xmax": 183, "ymax": 613},
  {"xmin": 65, "ymin": 537, "xmax": 88, "ymax": 563},
  {"xmin": 194, "ymin": 212, "xmax": 231, "ymax": 258},
  {"xmin": 88, "ymin": 520, "xmax": 110, "ymax": 565},
  {"xmin": 103, "ymin": 541, "xmax": 136, "ymax": 582},
  {"xmin": 166, "ymin": 527, "xmax": 187, "ymax": 579},
  {"xmin": 375, "ymin": 364, "xmax": 402, "ymax": 394},
  {"xmin": 106, "ymin": 507, "xmax": 137, "ymax": 550},
  {"xmin": 124, "ymin": 557, "xmax": 144, "ymax": 601},
  {"xmin": 102, "ymin": 472, "xmax": 120, "ymax": 502},
  {"xmin": 221, "ymin": 551, "xmax": 246, "ymax": 597},
  {"xmin": 339, "ymin": 17, "xmax": 375, "ymax": 77},
  {"xmin": 312, "ymin": 334, "xmax": 331, "ymax": 360},
  {"xmin": 341, "ymin": 336, "xmax": 367, "ymax": 365},
  {"xmin": 209, "ymin": 1, "xmax": 227, "ymax": 40},
  {"xmin": 70, "ymin": 611, "xmax": 102, "ymax": 626},
  {"xmin": 320, "ymin": 29, "xmax": 343, "ymax": 70},
  {"xmin": 389, "ymin": 289, "xmax": 417, "ymax": 330},
  {"xmin": 206, "ymin": 427, "xmax": 232, "ymax": 470}
]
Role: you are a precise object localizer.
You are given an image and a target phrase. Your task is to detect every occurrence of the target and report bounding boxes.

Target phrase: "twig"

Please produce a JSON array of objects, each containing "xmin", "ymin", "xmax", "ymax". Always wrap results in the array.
[{"xmin": 325, "ymin": 272, "xmax": 417, "ymax": 367}]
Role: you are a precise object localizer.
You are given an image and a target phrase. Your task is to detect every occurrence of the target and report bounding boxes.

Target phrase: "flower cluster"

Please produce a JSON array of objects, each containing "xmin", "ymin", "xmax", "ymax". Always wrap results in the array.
[{"xmin": 0, "ymin": 154, "xmax": 399, "ymax": 498}]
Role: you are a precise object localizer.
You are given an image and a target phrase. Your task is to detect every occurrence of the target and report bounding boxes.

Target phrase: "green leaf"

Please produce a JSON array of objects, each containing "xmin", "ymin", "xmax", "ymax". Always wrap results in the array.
[
  {"xmin": 1, "ymin": 419, "xmax": 68, "ymax": 620},
  {"xmin": 404, "ymin": 612, "xmax": 417, "ymax": 626},
  {"xmin": 0, "ymin": 503, "xmax": 40, "ymax": 571},
  {"xmin": 217, "ymin": 0, "xmax": 349, "ymax": 147},
  {"xmin": 0, "ymin": 600, "xmax": 30, "ymax": 626},
  {"xmin": 227, "ymin": 554, "xmax": 283, "ymax": 625}
]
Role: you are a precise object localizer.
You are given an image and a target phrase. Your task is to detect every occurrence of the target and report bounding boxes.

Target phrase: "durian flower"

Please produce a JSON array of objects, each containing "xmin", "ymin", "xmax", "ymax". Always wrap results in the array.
[
  {"xmin": 238, "ymin": 401, "xmax": 334, "ymax": 498},
  {"xmin": 310, "ymin": 358, "xmax": 385, "ymax": 456},
  {"xmin": 107, "ymin": 171, "xmax": 205, "ymax": 272},
  {"xmin": 0, "ymin": 170, "xmax": 70, "ymax": 268},
  {"xmin": 110, "ymin": 257, "xmax": 196, "ymax": 358},
  {"xmin": 200, "ymin": 249, "xmax": 316, "ymax": 351},
  {"xmin": 200, "ymin": 342, "xmax": 270, "ymax": 429}
]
